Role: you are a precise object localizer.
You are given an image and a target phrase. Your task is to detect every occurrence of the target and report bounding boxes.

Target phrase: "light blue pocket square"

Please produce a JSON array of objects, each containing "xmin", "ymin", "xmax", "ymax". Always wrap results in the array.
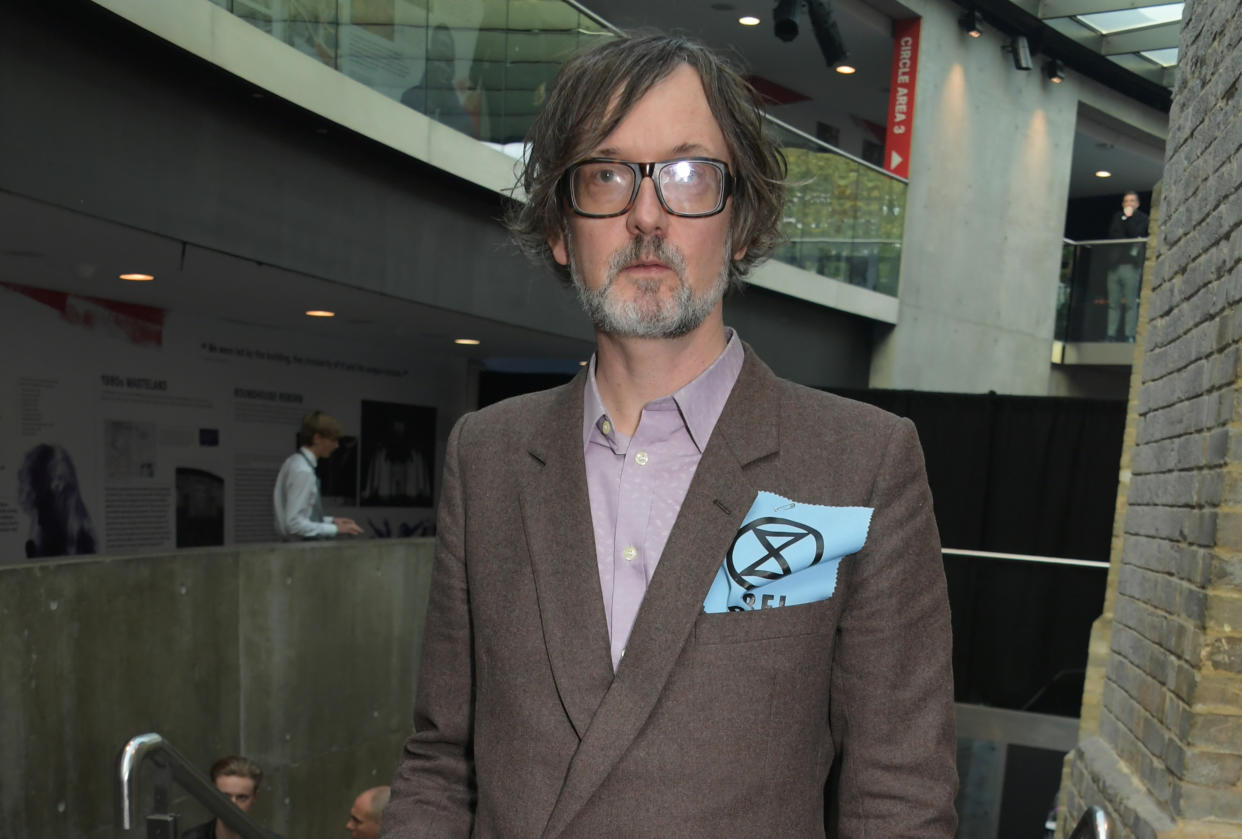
[{"xmin": 703, "ymin": 491, "xmax": 873, "ymax": 613}]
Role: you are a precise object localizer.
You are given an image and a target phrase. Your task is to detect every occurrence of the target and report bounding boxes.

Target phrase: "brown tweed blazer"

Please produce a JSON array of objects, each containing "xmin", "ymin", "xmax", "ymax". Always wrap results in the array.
[{"xmin": 383, "ymin": 348, "xmax": 957, "ymax": 839}]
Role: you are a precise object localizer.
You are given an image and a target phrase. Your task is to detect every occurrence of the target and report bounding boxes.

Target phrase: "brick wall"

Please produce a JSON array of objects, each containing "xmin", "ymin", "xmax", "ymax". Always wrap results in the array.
[{"xmin": 1059, "ymin": 0, "xmax": 1242, "ymax": 836}]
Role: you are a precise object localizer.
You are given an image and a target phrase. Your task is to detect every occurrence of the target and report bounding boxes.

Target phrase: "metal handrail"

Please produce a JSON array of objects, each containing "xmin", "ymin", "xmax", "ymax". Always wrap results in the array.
[
  {"xmin": 1069, "ymin": 805, "xmax": 1111, "ymax": 839},
  {"xmin": 1063, "ymin": 237, "xmax": 1148, "ymax": 246},
  {"xmin": 116, "ymin": 733, "xmax": 276, "ymax": 838},
  {"xmin": 942, "ymin": 547, "xmax": 1109, "ymax": 569}
]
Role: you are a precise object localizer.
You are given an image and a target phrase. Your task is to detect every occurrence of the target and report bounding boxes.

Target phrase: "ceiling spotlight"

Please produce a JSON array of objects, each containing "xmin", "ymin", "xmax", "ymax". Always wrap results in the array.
[
  {"xmin": 305, "ymin": 309, "xmax": 335, "ymax": 317},
  {"xmin": 1006, "ymin": 35, "xmax": 1033, "ymax": 70},
  {"xmin": 739, "ymin": 15, "xmax": 760, "ymax": 25},
  {"xmin": 958, "ymin": 9, "xmax": 983, "ymax": 38},
  {"xmin": 835, "ymin": 63, "xmax": 857, "ymax": 74},
  {"xmin": 119, "ymin": 272, "xmax": 155, "ymax": 282},
  {"xmin": 1095, "ymin": 170, "xmax": 1112, "ymax": 178},
  {"xmin": 454, "ymin": 338, "xmax": 481, "ymax": 345},
  {"xmin": 1044, "ymin": 58, "xmax": 1065, "ymax": 83},
  {"xmin": 773, "ymin": 0, "xmax": 799, "ymax": 41}
]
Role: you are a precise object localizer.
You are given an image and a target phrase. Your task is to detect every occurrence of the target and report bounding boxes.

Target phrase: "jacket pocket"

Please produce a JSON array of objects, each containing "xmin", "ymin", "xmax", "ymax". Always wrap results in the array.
[{"xmin": 693, "ymin": 596, "xmax": 839, "ymax": 645}]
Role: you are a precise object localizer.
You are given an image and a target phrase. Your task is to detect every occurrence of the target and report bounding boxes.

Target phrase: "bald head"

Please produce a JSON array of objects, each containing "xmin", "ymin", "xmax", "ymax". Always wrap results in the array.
[{"xmin": 346, "ymin": 786, "xmax": 390, "ymax": 839}]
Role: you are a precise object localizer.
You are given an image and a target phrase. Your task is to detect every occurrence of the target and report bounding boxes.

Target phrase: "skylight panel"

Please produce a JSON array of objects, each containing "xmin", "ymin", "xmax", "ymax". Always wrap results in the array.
[
  {"xmin": 1078, "ymin": 2, "xmax": 1183, "ymax": 35},
  {"xmin": 1140, "ymin": 48, "xmax": 1180, "ymax": 67}
]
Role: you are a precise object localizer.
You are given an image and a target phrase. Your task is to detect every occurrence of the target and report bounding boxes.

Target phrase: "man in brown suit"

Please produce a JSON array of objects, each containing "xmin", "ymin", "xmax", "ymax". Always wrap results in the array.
[{"xmin": 382, "ymin": 33, "xmax": 956, "ymax": 839}]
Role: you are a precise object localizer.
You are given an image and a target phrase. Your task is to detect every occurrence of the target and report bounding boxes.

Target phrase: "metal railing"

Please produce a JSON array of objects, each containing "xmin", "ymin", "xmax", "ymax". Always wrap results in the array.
[
  {"xmin": 942, "ymin": 547, "xmax": 1108, "ymax": 570},
  {"xmin": 1055, "ymin": 237, "xmax": 1148, "ymax": 343},
  {"xmin": 116, "ymin": 732, "xmax": 277, "ymax": 839},
  {"xmin": 1068, "ymin": 805, "xmax": 1111, "ymax": 839}
]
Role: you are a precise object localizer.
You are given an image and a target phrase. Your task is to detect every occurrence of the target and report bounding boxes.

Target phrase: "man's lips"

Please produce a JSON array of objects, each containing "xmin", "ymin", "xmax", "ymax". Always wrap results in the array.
[{"xmin": 621, "ymin": 260, "xmax": 672, "ymax": 272}]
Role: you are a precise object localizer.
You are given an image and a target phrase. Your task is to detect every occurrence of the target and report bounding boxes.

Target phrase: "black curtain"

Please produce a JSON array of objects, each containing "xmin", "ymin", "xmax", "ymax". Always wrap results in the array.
[{"xmin": 829, "ymin": 388, "xmax": 1124, "ymax": 715}]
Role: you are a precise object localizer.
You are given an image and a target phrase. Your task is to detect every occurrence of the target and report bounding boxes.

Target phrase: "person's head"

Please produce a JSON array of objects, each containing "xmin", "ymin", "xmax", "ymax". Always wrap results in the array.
[
  {"xmin": 507, "ymin": 33, "xmax": 786, "ymax": 339},
  {"xmin": 18, "ymin": 443, "xmax": 83, "ymax": 510},
  {"xmin": 209, "ymin": 755, "xmax": 263, "ymax": 814},
  {"xmin": 297, "ymin": 410, "xmax": 344, "ymax": 458},
  {"xmin": 1122, "ymin": 191, "xmax": 1140, "ymax": 216},
  {"xmin": 346, "ymin": 786, "xmax": 390, "ymax": 839}
]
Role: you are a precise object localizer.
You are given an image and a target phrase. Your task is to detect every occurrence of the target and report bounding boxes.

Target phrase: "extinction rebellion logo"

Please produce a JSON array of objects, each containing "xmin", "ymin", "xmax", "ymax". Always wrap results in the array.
[{"xmin": 725, "ymin": 516, "xmax": 826, "ymax": 592}]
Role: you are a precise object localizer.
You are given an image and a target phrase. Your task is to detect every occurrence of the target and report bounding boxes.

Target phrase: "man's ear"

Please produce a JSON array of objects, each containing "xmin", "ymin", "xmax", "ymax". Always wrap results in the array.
[{"xmin": 549, "ymin": 225, "xmax": 570, "ymax": 267}]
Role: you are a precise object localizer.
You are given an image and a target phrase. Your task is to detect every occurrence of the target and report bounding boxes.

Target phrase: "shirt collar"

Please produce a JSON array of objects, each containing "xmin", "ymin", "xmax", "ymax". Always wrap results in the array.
[
  {"xmin": 582, "ymin": 328, "xmax": 745, "ymax": 454},
  {"xmin": 299, "ymin": 446, "xmax": 318, "ymax": 466}
]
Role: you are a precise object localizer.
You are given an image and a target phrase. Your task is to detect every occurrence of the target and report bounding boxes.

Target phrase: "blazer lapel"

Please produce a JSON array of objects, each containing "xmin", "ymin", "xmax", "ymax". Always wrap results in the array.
[
  {"xmin": 519, "ymin": 372, "xmax": 615, "ymax": 741},
  {"xmin": 541, "ymin": 349, "xmax": 783, "ymax": 839}
]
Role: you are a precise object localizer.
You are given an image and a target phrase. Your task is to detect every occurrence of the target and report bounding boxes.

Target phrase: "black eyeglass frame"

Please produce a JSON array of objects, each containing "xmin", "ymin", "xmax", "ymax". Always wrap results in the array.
[{"xmin": 564, "ymin": 157, "xmax": 736, "ymax": 219}]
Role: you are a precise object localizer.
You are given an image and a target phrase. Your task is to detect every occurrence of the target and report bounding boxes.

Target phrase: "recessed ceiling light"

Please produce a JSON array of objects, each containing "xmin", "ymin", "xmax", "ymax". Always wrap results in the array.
[
  {"xmin": 739, "ymin": 15, "xmax": 760, "ymax": 25},
  {"xmin": 1095, "ymin": 170, "xmax": 1112, "ymax": 178},
  {"xmin": 579, "ymin": 360, "xmax": 589, "ymax": 366},
  {"xmin": 835, "ymin": 64, "xmax": 857, "ymax": 75},
  {"xmin": 119, "ymin": 273, "xmax": 154, "ymax": 282},
  {"xmin": 305, "ymin": 309, "xmax": 335, "ymax": 317},
  {"xmin": 454, "ymin": 338, "xmax": 481, "ymax": 345}
]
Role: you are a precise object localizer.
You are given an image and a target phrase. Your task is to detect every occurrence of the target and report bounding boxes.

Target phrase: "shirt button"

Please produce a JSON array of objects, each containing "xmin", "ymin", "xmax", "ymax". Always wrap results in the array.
[
  {"xmin": 622, "ymin": 546, "xmax": 637, "ymax": 561},
  {"xmin": 634, "ymin": 451, "xmax": 649, "ymax": 466},
  {"xmin": 601, "ymin": 419, "xmax": 612, "ymax": 435}
]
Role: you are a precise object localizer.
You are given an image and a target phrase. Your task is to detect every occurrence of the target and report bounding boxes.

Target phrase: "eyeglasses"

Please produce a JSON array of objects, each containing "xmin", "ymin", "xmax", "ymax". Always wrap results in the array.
[{"xmin": 565, "ymin": 157, "xmax": 735, "ymax": 218}]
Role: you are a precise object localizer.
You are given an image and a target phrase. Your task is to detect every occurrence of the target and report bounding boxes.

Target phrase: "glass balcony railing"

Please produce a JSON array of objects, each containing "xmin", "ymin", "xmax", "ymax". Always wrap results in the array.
[
  {"xmin": 211, "ymin": 0, "xmax": 613, "ymax": 144},
  {"xmin": 768, "ymin": 119, "xmax": 906, "ymax": 297},
  {"xmin": 1055, "ymin": 238, "xmax": 1148, "ymax": 343},
  {"xmin": 206, "ymin": 0, "xmax": 906, "ymax": 298}
]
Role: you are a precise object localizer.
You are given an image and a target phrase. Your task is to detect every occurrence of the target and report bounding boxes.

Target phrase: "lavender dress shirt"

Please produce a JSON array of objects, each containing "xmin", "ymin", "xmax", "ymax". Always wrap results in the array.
[{"xmin": 582, "ymin": 329, "xmax": 745, "ymax": 671}]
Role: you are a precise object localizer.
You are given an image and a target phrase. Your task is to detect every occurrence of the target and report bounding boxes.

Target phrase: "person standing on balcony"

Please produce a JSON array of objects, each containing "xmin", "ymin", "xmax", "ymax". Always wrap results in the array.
[
  {"xmin": 381, "ymin": 33, "xmax": 956, "ymax": 839},
  {"xmin": 1106, "ymin": 190, "xmax": 1150, "ymax": 342}
]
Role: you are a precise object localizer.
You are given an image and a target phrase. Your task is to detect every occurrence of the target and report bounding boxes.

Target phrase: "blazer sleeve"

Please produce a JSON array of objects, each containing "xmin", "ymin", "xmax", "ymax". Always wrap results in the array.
[
  {"xmin": 381, "ymin": 415, "xmax": 476, "ymax": 839},
  {"xmin": 830, "ymin": 417, "xmax": 958, "ymax": 839}
]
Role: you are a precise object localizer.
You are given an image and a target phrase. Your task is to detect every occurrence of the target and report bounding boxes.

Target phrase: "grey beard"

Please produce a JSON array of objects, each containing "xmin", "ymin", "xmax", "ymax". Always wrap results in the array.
[{"xmin": 568, "ymin": 233, "xmax": 730, "ymax": 339}]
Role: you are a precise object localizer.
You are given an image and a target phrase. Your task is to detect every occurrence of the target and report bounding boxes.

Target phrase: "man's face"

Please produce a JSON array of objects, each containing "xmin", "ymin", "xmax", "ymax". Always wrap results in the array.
[
  {"xmin": 548, "ymin": 63, "xmax": 744, "ymax": 339},
  {"xmin": 1122, "ymin": 193, "xmax": 1140, "ymax": 216},
  {"xmin": 346, "ymin": 791, "xmax": 380, "ymax": 839},
  {"xmin": 215, "ymin": 775, "xmax": 256, "ymax": 814},
  {"xmin": 311, "ymin": 433, "xmax": 340, "ymax": 459}
]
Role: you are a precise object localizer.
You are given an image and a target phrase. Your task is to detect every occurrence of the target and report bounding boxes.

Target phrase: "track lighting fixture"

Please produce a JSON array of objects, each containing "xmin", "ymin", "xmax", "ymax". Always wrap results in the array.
[
  {"xmin": 773, "ymin": 0, "xmax": 799, "ymax": 41},
  {"xmin": 1006, "ymin": 35, "xmax": 1033, "ymax": 70},
  {"xmin": 771, "ymin": 0, "xmax": 848, "ymax": 68},
  {"xmin": 958, "ymin": 9, "xmax": 983, "ymax": 38}
]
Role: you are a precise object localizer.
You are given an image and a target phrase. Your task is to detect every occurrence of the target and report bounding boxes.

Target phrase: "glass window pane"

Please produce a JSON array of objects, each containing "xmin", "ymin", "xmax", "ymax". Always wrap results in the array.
[{"xmin": 1077, "ymin": 3, "xmax": 1182, "ymax": 35}]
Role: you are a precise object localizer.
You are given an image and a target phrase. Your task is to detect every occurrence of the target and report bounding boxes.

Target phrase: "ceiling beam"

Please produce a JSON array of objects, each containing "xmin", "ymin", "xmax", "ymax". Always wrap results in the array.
[
  {"xmin": 1108, "ymin": 52, "xmax": 1168, "ymax": 83},
  {"xmin": 1037, "ymin": 0, "xmax": 1171, "ymax": 19},
  {"xmin": 1101, "ymin": 20, "xmax": 1181, "ymax": 54},
  {"xmin": 955, "ymin": 0, "xmax": 1172, "ymax": 110}
]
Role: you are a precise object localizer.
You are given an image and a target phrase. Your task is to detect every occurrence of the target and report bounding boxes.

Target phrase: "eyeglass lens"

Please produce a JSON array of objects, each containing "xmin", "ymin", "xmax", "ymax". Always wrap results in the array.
[{"xmin": 572, "ymin": 160, "xmax": 725, "ymax": 216}]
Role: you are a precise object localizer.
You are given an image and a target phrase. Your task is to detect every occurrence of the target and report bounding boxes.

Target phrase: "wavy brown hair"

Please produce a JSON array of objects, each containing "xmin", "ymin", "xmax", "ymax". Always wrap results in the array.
[{"xmin": 506, "ymin": 32, "xmax": 786, "ymax": 291}]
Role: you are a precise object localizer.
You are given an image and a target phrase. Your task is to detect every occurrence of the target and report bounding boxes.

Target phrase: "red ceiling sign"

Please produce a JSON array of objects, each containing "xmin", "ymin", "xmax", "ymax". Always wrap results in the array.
[{"xmin": 884, "ymin": 18, "xmax": 921, "ymax": 179}]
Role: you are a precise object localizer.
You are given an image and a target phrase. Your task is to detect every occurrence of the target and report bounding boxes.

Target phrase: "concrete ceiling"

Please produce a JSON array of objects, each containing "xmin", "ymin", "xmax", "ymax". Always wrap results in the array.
[{"xmin": 0, "ymin": 189, "xmax": 594, "ymax": 370}]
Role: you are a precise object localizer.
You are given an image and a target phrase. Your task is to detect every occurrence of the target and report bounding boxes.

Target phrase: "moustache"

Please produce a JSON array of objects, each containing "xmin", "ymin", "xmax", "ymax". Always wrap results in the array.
[{"xmin": 608, "ymin": 236, "xmax": 687, "ymax": 278}]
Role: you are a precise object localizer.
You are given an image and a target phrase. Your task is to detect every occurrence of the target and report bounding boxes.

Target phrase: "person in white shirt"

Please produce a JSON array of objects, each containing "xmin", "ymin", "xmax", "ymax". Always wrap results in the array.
[{"xmin": 273, "ymin": 410, "xmax": 363, "ymax": 539}]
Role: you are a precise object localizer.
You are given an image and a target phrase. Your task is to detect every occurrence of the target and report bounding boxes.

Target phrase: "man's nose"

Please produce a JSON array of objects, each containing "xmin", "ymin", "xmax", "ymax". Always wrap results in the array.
[{"xmin": 625, "ymin": 176, "xmax": 668, "ymax": 238}]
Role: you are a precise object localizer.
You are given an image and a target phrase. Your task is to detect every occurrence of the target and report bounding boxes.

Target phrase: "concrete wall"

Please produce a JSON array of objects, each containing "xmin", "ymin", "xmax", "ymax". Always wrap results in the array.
[
  {"xmin": 870, "ymin": 0, "xmax": 1168, "ymax": 396},
  {"xmin": 1059, "ymin": 0, "xmax": 1242, "ymax": 834},
  {"xmin": 0, "ymin": 539, "xmax": 435, "ymax": 839}
]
